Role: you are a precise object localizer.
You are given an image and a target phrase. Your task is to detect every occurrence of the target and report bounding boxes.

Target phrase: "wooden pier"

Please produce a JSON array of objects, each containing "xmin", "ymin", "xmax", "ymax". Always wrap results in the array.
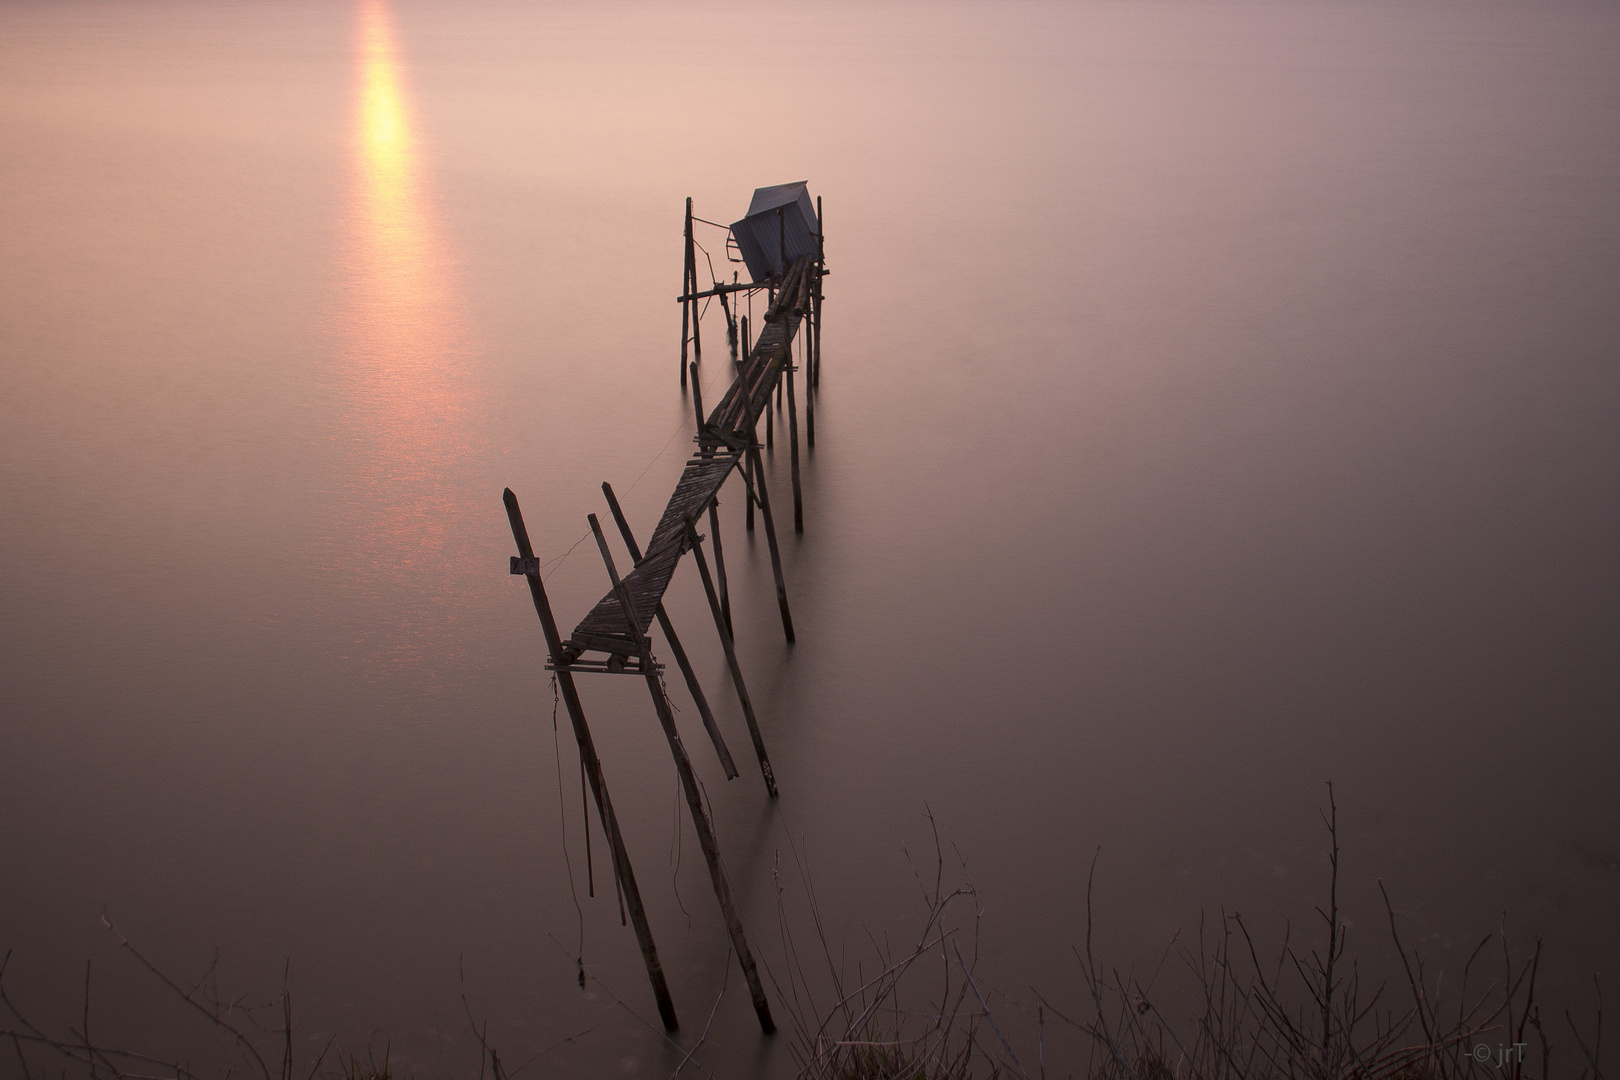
[{"xmin": 504, "ymin": 189, "xmax": 825, "ymax": 1034}]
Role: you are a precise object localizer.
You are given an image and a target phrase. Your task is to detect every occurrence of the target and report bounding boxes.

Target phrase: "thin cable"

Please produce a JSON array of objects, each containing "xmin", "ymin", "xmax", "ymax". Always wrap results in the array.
[
  {"xmin": 550, "ymin": 676, "xmax": 586, "ymax": 986},
  {"xmin": 670, "ymin": 777, "xmax": 690, "ymax": 929},
  {"xmin": 540, "ymin": 530, "xmax": 592, "ymax": 582},
  {"xmin": 580, "ymin": 756, "xmax": 593, "ymax": 898},
  {"xmin": 540, "ymin": 378, "xmax": 707, "ymax": 582}
]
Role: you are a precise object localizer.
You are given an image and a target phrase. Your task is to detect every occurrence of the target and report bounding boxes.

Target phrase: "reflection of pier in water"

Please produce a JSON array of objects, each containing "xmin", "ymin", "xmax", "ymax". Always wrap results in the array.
[{"xmin": 504, "ymin": 188, "xmax": 826, "ymax": 1033}]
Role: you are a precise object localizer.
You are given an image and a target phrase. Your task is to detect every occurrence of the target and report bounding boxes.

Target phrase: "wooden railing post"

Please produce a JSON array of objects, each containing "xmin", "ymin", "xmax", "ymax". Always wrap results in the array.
[
  {"xmin": 587, "ymin": 515, "xmax": 775, "ymax": 1033},
  {"xmin": 601, "ymin": 482, "xmax": 738, "ymax": 780},
  {"xmin": 502, "ymin": 490, "xmax": 678, "ymax": 1031}
]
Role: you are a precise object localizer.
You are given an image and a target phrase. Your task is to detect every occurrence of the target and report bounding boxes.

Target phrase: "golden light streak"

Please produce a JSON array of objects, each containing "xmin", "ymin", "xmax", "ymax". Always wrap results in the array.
[
  {"xmin": 332, "ymin": 0, "xmax": 482, "ymax": 674},
  {"xmin": 351, "ymin": 0, "xmax": 442, "ymax": 340}
]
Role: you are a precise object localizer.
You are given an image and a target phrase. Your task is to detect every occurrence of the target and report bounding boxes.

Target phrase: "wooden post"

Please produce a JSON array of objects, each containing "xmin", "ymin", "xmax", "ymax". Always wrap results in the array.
[
  {"xmin": 749, "ymin": 438, "xmax": 795, "ymax": 643},
  {"xmin": 787, "ymin": 344, "xmax": 803, "ymax": 534},
  {"xmin": 805, "ymin": 325, "xmax": 814, "ymax": 449},
  {"xmin": 743, "ymin": 309, "xmax": 755, "ymax": 533},
  {"xmin": 708, "ymin": 499, "xmax": 732, "ymax": 637},
  {"xmin": 502, "ymin": 490, "xmax": 678, "ymax": 1031},
  {"xmin": 814, "ymin": 196, "xmax": 824, "ymax": 388},
  {"xmin": 690, "ymin": 363, "xmax": 706, "ymax": 453},
  {"xmin": 688, "ymin": 199, "xmax": 702, "ymax": 366},
  {"xmin": 681, "ymin": 198, "xmax": 692, "ymax": 387},
  {"xmin": 737, "ymin": 356, "xmax": 795, "ymax": 643},
  {"xmin": 765, "ymin": 388, "xmax": 774, "ymax": 448},
  {"xmin": 601, "ymin": 482, "xmax": 738, "ymax": 781},
  {"xmin": 682, "ymin": 517, "xmax": 778, "ymax": 798},
  {"xmin": 587, "ymin": 515, "xmax": 775, "ymax": 1034},
  {"xmin": 718, "ymin": 288, "xmax": 736, "ymax": 360}
]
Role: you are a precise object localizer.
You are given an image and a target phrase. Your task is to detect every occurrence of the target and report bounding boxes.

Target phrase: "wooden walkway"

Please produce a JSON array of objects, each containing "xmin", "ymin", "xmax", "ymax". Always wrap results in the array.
[
  {"xmin": 502, "ymin": 197, "xmax": 824, "ymax": 1038},
  {"xmin": 563, "ymin": 253, "xmax": 818, "ymax": 664}
]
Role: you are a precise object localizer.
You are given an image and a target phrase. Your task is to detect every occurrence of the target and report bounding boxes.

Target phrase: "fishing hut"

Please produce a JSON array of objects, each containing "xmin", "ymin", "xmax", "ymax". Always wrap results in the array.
[{"xmin": 504, "ymin": 183, "xmax": 827, "ymax": 1033}]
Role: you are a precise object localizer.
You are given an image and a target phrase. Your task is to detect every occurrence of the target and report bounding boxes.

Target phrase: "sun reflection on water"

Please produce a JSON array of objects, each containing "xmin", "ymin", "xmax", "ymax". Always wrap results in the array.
[{"xmin": 332, "ymin": 0, "xmax": 480, "ymax": 677}]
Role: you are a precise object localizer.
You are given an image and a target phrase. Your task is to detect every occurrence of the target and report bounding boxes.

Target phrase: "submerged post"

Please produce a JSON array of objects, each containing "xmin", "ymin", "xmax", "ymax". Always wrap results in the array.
[
  {"xmin": 502, "ymin": 490, "xmax": 678, "ymax": 1031},
  {"xmin": 690, "ymin": 363, "xmax": 706, "ymax": 452},
  {"xmin": 743, "ymin": 363, "xmax": 795, "ymax": 644},
  {"xmin": 787, "ymin": 342, "xmax": 803, "ymax": 533},
  {"xmin": 681, "ymin": 198, "xmax": 692, "ymax": 386},
  {"xmin": 683, "ymin": 516, "xmax": 778, "ymax": 797},
  {"xmin": 587, "ymin": 514, "xmax": 775, "ymax": 1033},
  {"xmin": 709, "ymin": 498, "xmax": 732, "ymax": 636},
  {"xmin": 814, "ymin": 195, "xmax": 824, "ymax": 388},
  {"xmin": 688, "ymin": 200, "xmax": 702, "ymax": 366},
  {"xmin": 742, "ymin": 312, "xmax": 755, "ymax": 531},
  {"xmin": 805, "ymin": 330, "xmax": 815, "ymax": 449}
]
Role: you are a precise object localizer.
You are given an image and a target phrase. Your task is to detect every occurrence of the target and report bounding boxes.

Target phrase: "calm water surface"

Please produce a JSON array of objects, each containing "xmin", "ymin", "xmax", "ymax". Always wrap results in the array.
[{"xmin": 3, "ymin": 0, "xmax": 1617, "ymax": 1074}]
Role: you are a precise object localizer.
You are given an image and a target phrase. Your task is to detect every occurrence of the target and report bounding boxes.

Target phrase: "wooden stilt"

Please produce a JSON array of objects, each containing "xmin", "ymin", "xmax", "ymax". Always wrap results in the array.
[
  {"xmin": 709, "ymin": 499, "xmax": 732, "ymax": 636},
  {"xmin": 766, "ymin": 390, "xmax": 774, "ymax": 448},
  {"xmin": 687, "ymin": 199, "xmax": 702, "ymax": 366},
  {"xmin": 805, "ymin": 328, "xmax": 814, "ymax": 449},
  {"xmin": 601, "ymin": 482, "xmax": 738, "ymax": 781},
  {"xmin": 749, "ymin": 441, "xmax": 795, "ymax": 643},
  {"xmin": 743, "ymin": 313, "xmax": 755, "ymax": 533},
  {"xmin": 690, "ymin": 363, "xmax": 706, "ymax": 450},
  {"xmin": 787, "ymin": 346, "xmax": 803, "ymax": 534},
  {"xmin": 814, "ymin": 196, "xmax": 824, "ymax": 389},
  {"xmin": 502, "ymin": 490, "xmax": 678, "ymax": 1031},
  {"xmin": 682, "ymin": 517, "xmax": 778, "ymax": 798},
  {"xmin": 587, "ymin": 515, "xmax": 775, "ymax": 1034},
  {"xmin": 681, "ymin": 198, "xmax": 692, "ymax": 387},
  {"xmin": 718, "ymin": 288, "xmax": 736, "ymax": 360}
]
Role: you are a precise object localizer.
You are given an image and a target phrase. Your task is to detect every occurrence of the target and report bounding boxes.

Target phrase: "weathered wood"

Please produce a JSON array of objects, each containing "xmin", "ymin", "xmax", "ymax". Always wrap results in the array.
[
  {"xmin": 681, "ymin": 197, "xmax": 692, "ymax": 386},
  {"xmin": 718, "ymin": 286, "xmax": 736, "ymax": 360},
  {"xmin": 806, "ymin": 351, "xmax": 815, "ymax": 448},
  {"xmin": 601, "ymin": 481, "xmax": 738, "ymax": 781},
  {"xmin": 677, "ymin": 280, "xmax": 769, "ymax": 303},
  {"xmin": 793, "ymin": 255, "xmax": 812, "ymax": 315},
  {"xmin": 569, "ymin": 630, "xmax": 652, "ymax": 662},
  {"xmin": 544, "ymin": 657, "xmax": 657, "ymax": 676},
  {"xmin": 588, "ymin": 514, "xmax": 775, "ymax": 1034},
  {"xmin": 683, "ymin": 517, "xmax": 779, "ymax": 798},
  {"xmin": 690, "ymin": 363, "xmax": 707, "ymax": 451},
  {"xmin": 688, "ymin": 199, "xmax": 702, "ymax": 366},
  {"xmin": 764, "ymin": 257, "xmax": 808, "ymax": 323},
  {"xmin": 814, "ymin": 196, "xmax": 824, "ymax": 388},
  {"xmin": 744, "ymin": 313, "xmax": 756, "ymax": 530},
  {"xmin": 709, "ymin": 498, "xmax": 732, "ymax": 636},
  {"xmin": 643, "ymin": 667, "xmax": 775, "ymax": 1032},
  {"xmin": 787, "ymin": 349, "xmax": 803, "ymax": 533},
  {"xmin": 573, "ymin": 455, "xmax": 739, "ymax": 643},
  {"xmin": 502, "ymin": 490, "xmax": 678, "ymax": 1031},
  {"xmin": 749, "ymin": 445, "xmax": 795, "ymax": 643}
]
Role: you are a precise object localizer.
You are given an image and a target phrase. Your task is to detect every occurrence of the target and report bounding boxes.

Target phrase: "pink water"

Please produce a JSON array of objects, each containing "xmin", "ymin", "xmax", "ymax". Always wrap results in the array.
[{"xmin": 3, "ymin": 0, "xmax": 1617, "ymax": 1074}]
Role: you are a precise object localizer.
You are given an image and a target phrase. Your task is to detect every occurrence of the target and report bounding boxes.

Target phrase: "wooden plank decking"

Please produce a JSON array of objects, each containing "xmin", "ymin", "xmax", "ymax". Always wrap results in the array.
[{"xmin": 564, "ymin": 256, "xmax": 814, "ymax": 658}]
